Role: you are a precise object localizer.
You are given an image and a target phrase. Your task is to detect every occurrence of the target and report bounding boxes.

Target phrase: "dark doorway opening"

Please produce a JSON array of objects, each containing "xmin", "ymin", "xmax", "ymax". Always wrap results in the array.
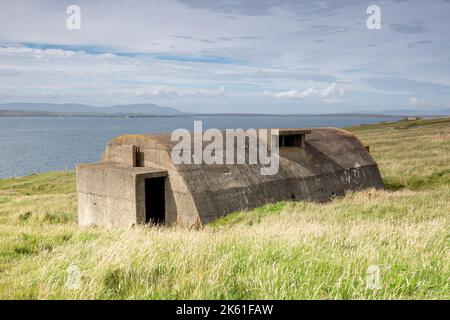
[
  {"xmin": 145, "ymin": 177, "xmax": 165, "ymax": 224},
  {"xmin": 280, "ymin": 135, "xmax": 296, "ymax": 147},
  {"xmin": 279, "ymin": 134, "xmax": 305, "ymax": 148}
]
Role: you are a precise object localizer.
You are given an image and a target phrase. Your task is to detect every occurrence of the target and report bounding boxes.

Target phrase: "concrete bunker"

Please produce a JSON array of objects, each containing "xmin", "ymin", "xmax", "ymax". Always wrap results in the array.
[{"xmin": 76, "ymin": 128, "xmax": 383, "ymax": 228}]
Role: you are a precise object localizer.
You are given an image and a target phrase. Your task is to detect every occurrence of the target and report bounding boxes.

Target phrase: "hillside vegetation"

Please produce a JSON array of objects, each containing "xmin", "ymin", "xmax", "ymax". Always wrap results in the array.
[{"xmin": 0, "ymin": 118, "xmax": 448, "ymax": 299}]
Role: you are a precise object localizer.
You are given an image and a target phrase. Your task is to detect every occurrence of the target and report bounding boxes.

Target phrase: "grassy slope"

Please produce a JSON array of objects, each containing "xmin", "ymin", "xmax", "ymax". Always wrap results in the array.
[{"xmin": 0, "ymin": 118, "xmax": 448, "ymax": 299}]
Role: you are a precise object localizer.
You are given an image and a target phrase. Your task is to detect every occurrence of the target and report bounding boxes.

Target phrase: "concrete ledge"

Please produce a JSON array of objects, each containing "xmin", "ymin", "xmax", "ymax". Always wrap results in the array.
[
  {"xmin": 278, "ymin": 129, "xmax": 312, "ymax": 136},
  {"xmin": 77, "ymin": 162, "xmax": 168, "ymax": 177}
]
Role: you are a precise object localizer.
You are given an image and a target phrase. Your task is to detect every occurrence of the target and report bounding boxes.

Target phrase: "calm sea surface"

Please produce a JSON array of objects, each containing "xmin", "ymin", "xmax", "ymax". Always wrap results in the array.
[{"xmin": 0, "ymin": 115, "xmax": 399, "ymax": 178}]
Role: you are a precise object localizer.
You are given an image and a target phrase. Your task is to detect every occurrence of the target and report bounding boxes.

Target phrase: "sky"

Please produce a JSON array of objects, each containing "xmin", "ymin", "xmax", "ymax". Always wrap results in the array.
[{"xmin": 0, "ymin": 0, "xmax": 450, "ymax": 113}]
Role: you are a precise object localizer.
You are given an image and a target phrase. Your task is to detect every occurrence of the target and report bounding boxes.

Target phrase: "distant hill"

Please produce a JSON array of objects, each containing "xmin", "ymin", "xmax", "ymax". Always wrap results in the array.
[
  {"xmin": 0, "ymin": 103, "xmax": 183, "ymax": 115},
  {"xmin": 2, "ymin": 103, "xmax": 450, "ymax": 117}
]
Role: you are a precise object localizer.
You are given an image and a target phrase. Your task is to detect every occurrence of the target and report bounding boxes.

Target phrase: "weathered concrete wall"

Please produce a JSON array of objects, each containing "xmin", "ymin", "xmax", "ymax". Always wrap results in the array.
[
  {"xmin": 175, "ymin": 128, "xmax": 382, "ymax": 223},
  {"xmin": 77, "ymin": 163, "xmax": 138, "ymax": 227},
  {"xmin": 95, "ymin": 127, "xmax": 382, "ymax": 227}
]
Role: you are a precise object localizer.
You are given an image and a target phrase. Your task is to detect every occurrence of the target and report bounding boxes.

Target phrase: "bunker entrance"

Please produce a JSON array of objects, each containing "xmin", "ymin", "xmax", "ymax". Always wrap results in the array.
[{"xmin": 145, "ymin": 177, "xmax": 165, "ymax": 224}]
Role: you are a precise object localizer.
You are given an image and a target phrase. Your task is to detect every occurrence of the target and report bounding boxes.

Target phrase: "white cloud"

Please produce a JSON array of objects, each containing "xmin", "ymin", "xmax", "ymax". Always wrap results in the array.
[
  {"xmin": 134, "ymin": 86, "xmax": 226, "ymax": 99},
  {"xmin": 409, "ymin": 96, "xmax": 426, "ymax": 106},
  {"xmin": 260, "ymin": 82, "xmax": 345, "ymax": 101},
  {"xmin": 0, "ymin": 43, "xmax": 231, "ymax": 104},
  {"xmin": 0, "ymin": 46, "xmax": 77, "ymax": 58}
]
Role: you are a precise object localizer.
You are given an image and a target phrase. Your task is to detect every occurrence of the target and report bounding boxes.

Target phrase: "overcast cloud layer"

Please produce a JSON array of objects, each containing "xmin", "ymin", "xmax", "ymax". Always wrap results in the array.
[{"xmin": 0, "ymin": 0, "xmax": 449, "ymax": 113}]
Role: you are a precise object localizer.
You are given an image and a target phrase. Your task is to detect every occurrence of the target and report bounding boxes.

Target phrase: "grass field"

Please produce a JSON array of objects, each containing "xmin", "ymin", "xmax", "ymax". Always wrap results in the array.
[{"xmin": 0, "ymin": 118, "xmax": 448, "ymax": 299}]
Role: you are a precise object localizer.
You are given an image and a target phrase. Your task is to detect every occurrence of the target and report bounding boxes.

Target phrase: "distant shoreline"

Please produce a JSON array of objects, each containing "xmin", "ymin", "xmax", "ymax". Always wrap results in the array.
[
  {"xmin": 1, "ymin": 102, "xmax": 449, "ymax": 118},
  {"xmin": 1, "ymin": 110, "xmax": 441, "ymax": 119}
]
